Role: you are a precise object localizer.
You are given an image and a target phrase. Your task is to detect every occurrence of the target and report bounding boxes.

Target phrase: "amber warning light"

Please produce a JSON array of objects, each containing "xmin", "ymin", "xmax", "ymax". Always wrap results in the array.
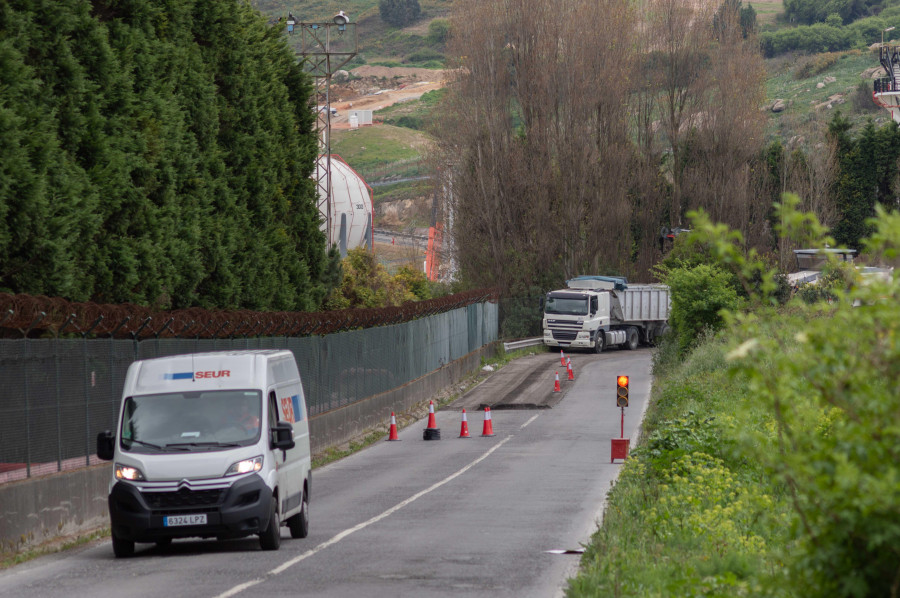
[{"xmin": 616, "ymin": 375, "xmax": 629, "ymax": 407}]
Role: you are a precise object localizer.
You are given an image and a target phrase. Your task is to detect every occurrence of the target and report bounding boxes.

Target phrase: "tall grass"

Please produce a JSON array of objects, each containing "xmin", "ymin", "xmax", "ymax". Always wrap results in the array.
[{"xmin": 567, "ymin": 322, "xmax": 798, "ymax": 597}]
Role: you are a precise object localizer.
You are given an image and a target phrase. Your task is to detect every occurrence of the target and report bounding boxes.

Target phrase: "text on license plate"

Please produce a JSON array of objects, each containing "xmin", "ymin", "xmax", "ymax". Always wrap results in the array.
[{"xmin": 164, "ymin": 514, "xmax": 207, "ymax": 527}]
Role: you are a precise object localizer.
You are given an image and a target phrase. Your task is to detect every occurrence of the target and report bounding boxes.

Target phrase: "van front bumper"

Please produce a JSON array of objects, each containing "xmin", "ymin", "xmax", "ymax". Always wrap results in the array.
[{"xmin": 108, "ymin": 474, "xmax": 272, "ymax": 543}]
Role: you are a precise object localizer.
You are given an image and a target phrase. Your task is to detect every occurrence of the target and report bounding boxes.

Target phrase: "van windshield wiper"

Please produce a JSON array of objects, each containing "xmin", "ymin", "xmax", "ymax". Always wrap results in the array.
[
  {"xmin": 165, "ymin": 441, "xmax": 243, "ymax": 449},
  {"xmin": 125, "ymin": 439, "xmax": 165, "ymax": 451}
]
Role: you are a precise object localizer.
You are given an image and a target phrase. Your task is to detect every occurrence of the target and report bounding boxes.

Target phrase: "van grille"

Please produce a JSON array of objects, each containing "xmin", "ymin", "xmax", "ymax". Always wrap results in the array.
[{"xmin": 144, "ymin": 488, "xmax": 224, "ymax": 509}]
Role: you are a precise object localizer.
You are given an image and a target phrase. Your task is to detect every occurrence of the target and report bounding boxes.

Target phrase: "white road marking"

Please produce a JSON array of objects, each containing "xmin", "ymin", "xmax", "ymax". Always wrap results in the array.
[
  {"xmin": 521, "ymin": 413, "xmax": 540, "ymax": 429},
  {"xmin": 214, "ymin": 434, "xmax": 515, "ymax": 598}
]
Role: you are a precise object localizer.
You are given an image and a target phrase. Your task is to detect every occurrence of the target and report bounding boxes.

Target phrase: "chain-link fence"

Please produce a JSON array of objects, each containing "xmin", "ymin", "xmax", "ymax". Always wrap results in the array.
[{"xmin": 0, "ymin": 301, "xmax": 497, "ymax": 484}]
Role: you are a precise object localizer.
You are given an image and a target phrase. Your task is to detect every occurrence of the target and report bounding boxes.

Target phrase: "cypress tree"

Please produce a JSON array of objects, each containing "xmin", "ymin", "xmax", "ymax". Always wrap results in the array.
[{"xmin": 0, "ymin": 0, "xmax": 331, "ymax": 310}]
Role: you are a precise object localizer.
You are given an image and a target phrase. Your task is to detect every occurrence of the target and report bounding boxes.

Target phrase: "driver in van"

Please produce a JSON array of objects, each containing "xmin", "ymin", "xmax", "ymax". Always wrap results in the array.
[{"xmin": 239, "ymin": 403, "xmax": 260, "ymax": 434}]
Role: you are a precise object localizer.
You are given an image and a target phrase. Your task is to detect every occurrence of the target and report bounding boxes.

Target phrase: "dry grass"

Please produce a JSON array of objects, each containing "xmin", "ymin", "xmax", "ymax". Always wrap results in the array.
[{"xmin": 753, "ymin": 0, "xmax": 783, "ymax": 25}]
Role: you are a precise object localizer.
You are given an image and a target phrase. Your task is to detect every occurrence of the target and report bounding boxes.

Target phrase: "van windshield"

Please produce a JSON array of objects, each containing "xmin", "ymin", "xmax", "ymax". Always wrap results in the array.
[
  {"xmin": 120, "ymin": 390, "xmax": 262, "ymax": 453},
  {"xmin": 545, "ymin": 294, "xmax": 589, "ymax": 316}
]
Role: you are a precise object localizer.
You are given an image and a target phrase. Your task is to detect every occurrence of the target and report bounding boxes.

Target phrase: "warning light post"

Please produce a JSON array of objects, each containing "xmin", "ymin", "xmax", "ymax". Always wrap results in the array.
[{"xmin": 611, "ymin": 375, "xmax": 630, "ymax": 462}]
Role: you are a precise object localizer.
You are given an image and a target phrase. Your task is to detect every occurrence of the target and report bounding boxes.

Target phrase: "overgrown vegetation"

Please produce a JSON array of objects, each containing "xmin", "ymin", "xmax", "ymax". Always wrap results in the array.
[
  {"xmin": 567, "ymin": 200, "xmax": 900, "ymax": 596},
  {"xmin": 761, "ymin": 4, "xmax": 900, "ymax": 56},
  {"xmin": 325, "ymin": 247, "xmax": 449, "ymax": 308}
]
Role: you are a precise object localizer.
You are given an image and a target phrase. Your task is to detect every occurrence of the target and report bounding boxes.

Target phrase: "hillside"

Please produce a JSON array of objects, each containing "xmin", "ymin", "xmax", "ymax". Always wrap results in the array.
[{"xmin": 251, "ymin": 0, "xmax": 451, "ymax": 66}]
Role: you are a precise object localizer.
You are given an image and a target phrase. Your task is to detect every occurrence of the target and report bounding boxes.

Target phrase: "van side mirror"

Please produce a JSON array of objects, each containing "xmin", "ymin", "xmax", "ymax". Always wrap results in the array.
[
  {"xmin": 97, "ymin": 431, "xmax": 115, "ymax": 461},
  {"xmin": 539, "ymin": 296, "xmax": 545, "ymax": 309},
  {"xmin": 271, "ymin": 421, "xmax": 295, "ymax": 451}
]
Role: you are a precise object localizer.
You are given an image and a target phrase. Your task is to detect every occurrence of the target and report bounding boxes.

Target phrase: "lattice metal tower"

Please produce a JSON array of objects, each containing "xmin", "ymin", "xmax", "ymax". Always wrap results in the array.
[{"xmin": 293, "ymin": 14, "xmax": 358, "ymax": 246}]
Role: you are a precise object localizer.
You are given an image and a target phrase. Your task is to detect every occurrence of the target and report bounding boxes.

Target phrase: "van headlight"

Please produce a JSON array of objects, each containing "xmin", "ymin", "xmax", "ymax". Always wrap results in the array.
[
  {"xmin": 225, "ymin": 455, "xmax": 263, "ymax": 476},
  {"xmin": 114, "ymin": 463, "xmax": 145, "ymax": 481},
  {"xmin": 577, "ymin": 331, "xmax": 590, "ymax": 339}
]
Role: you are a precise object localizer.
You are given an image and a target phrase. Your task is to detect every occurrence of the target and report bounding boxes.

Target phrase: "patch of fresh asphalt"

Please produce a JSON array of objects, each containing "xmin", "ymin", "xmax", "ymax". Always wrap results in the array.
[{"xmin": 453, "ymin": 350, "xmax": 605, "ymax": 411}]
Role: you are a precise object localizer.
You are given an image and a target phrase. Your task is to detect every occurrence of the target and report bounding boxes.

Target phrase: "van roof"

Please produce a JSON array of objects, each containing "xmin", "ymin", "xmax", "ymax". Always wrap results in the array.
[{"xmin": 129, "ymin": 350, "xmax": 297, "ymax": 394}]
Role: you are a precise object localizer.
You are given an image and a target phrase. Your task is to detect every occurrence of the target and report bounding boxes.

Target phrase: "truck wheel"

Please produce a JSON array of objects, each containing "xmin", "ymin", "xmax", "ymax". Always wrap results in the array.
[
  {"xmin": 259, "ymin": 497, "xmax": 281, "ymax": 551},
  {"xmin": 112, "ymin": 530, "xmax": 135, "ymax": 558},
  {"xmin": 626, "ymin": 327, "xmax": 639, "ymax": 350},
  {"xmin": 287, "ymin": 491, "xmax": 309, "ymax": 539},
  {"xmin": 593, "ymin": 331, "xmax": 605, "ymax": 354}
]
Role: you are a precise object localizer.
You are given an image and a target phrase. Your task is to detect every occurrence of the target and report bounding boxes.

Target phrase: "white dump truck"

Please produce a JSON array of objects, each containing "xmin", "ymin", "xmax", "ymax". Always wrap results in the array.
[{"xmin": 542, "ymin": 276, "xmax": 670, "ymax": 352}]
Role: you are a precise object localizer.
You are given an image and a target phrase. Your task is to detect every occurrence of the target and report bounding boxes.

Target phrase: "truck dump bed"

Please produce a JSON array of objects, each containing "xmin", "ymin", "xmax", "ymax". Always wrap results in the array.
[{"xmin": 617, "ymin": 285, "xmax": 670, "ymax": 322}]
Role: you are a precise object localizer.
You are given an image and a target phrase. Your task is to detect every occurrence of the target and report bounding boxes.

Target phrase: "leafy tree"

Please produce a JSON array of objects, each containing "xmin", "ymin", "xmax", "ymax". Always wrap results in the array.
[
  {"xmin": 379, "ymin": 0, "xmax": 421, "ymax": 28},
  {"xmin": 659, "ymin": 263, "xmax": 742, "ymax": 354}
]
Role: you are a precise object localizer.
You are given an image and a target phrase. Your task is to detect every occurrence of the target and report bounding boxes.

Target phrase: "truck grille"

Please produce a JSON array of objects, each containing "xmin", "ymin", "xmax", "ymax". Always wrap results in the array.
[
  {"xmin": 547, "ymin": 319, "xmax": 583, "ymax": 342},
  {"xmin": 552, "ymin": 331, "xmax": 578, "ymax": 341},
  {"xmin": 144, "ymin": 488, "xmax": 224, "ymax": 509}
]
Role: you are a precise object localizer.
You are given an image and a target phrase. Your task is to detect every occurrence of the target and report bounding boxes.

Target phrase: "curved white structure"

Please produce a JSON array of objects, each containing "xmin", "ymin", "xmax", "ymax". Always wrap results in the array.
[{"xmin": 315, "ymin": 154, "xmax": 374, "ymax": 254}]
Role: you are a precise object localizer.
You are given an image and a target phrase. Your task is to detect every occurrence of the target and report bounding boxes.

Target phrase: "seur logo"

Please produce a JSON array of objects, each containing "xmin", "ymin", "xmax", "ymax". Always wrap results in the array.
[{"xmin": 164, "ymin": 370, "xmax": 231, "ymax": 380}]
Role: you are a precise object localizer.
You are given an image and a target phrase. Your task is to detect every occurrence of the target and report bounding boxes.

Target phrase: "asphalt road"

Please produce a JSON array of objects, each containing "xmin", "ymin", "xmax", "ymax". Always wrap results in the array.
[{"xmin": 0, "ymin": 348, "xmax": 653, "ymax": 598}]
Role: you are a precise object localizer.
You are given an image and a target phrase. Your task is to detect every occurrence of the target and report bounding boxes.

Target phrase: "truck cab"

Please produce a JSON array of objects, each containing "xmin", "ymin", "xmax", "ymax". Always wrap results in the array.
[
  {"xmin": 542, "ymin": 289, "xmax": 609, "ymax": 352},
  {"xmin": 542, "ymin": 277, "xmax": 670, "ymax": 353}
]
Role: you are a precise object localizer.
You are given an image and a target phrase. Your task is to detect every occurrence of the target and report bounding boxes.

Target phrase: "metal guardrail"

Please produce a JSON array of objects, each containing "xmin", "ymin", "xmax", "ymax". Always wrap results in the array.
[
  {"xmin": 503, "ymin": 337, "xmax": 544, "ymax": 351},
  {"xmin": 373, "ymin": 228, "xmax": 428, "ymax": 241}
]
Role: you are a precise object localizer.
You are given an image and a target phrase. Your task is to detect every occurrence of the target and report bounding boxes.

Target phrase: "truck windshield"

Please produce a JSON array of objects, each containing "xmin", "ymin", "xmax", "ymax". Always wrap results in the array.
[
  {"xmin": 120, "ymin": 390, "xmax": 262, "ymax": 453},
  {"xmin": 545, "ymin": 295, "xmax": 589, "ymax": 315}
]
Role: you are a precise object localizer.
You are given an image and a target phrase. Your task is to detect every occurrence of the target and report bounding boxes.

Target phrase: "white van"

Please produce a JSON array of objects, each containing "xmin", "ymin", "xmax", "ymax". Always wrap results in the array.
[{"xmin": 97, "ymin": 350, "xmax": 311, "ymax": 557}]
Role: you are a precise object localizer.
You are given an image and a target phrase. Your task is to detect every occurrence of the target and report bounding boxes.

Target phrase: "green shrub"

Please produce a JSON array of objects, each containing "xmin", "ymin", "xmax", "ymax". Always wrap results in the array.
[
  {"xmin": 405, "ymin": 48, "xmax": 444, "ymax": 64},
  {"xmin": 385, "ymin": 115, "xmax": 423, "ymax": 130},
  {"xmin": 378, "ymin": 0, "xmax": 421, "ymax": 27},
  {"xmin": 660, "ymin": 264, "xmax": 742, "ymax": 354},
  {"xmin": 760, "ymin": 23, "xmax": 859, "ymax": 57},
  {"xmin": 427, "ymin": 19, "xmax": 450, "ymax": 44},
  {"xmin": 728, "ymin": 270, "xmax": 900, "ymax": 596},
  {"xmin": 793, "ymin": 51, "xmax": 839, "ymax": 79}
]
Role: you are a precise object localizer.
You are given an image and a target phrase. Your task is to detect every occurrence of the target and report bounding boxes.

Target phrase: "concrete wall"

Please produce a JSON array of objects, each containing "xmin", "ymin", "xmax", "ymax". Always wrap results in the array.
[
  {"xmin": 0, "ymin": 342, "xmax": 496, "ymax": 554},
  {"xmin": 0, "ymin": 465, "xmax": 110, "ymax": 554},
  {"xmin": 309, "ymin": 343, "xmax": 494, "ymax": 454}
]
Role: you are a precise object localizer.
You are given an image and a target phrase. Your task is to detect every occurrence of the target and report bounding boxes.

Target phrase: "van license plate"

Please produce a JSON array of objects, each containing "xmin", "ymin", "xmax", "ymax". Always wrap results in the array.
[{"xmin": 164, "ymin": 514, "xmax": 207, "ymax": 527}]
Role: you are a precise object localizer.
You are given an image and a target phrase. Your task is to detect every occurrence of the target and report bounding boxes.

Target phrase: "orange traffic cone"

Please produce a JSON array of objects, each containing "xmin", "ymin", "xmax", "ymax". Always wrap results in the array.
[
  {"xmin": 553, "ymin": 371, "xmax": 561, "ymax": 392},
  {"xmin": 459, "ymin": 409, "xmax": 470, "ymax": 438},
  {"xmin": 567, "ymin": 358, "xmax": 575, "ymax": 381},
  {"xmin": 387, "ymin": 412, "xmax": 400, "ymax": 441},
  {"xmin": 560, "ymin": 349, "xmax": 566, "ymax": 366},
  {"xmin": 426, "ymin": 400, "xmax": 437, "ymax": 429},
  {"xmin": 423, "ymin": 400, "xmax": 441, "ymax": 440},
  {"xmin": 481, "ymin": 406, "xmax": 495, "ymax": 437}
]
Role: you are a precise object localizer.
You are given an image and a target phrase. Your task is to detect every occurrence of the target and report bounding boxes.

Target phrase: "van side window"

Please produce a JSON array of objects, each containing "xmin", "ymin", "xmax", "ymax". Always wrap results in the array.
[{"xmin": 268, "ymin": 392, "xmax": 279, "ymax": 426}]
